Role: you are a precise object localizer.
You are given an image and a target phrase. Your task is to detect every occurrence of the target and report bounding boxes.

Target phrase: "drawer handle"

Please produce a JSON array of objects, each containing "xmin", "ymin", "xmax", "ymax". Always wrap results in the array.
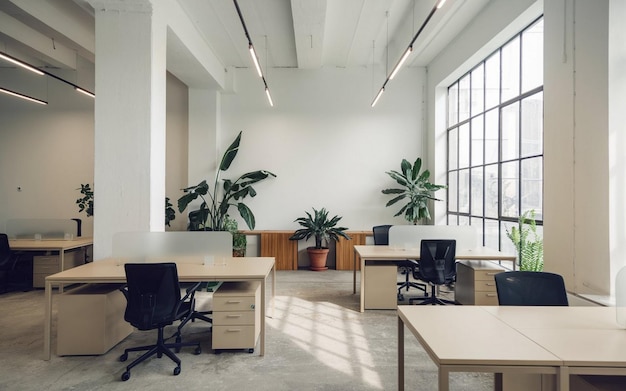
[
  {"xmin": 486, "ymin": 293, "xmax": 497, "ymax": 297},
  {"xmin": 226, "ymin": 315, "xmax": 242, "ymax": 318},
  {"xmin": 486, "ymin": 272, "xmax": 498, "ymax": 276},
  {"xmin": 485, "ymin": 283, "xmax": 495, "ymax": 286},
  {"xmin": 226, "ymin": 300, "xmax": 242, "ymax": 304},
  {"xmin": 226, "ymin": 329, "xmax": 242, "ymax": 333}
]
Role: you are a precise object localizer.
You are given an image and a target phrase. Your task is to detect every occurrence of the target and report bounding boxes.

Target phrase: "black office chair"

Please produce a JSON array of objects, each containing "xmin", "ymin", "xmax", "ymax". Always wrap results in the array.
[
  {"xmin": 0, "ymin": 233, "xmax": 31, "ymax": 293},
  {"xmin": 372, "ymin": 225, "xmax": 426, "ymax": 301},
  {"xmin": 409, "ymin": 239, "xmax": 457, "ymax": 305},
  {"xmin": 119, "ymin": 263, "xmax": 202, "ymax": 381},
  {"xmin": 495, "ymin": 271, "xmax": 569, "ymax": 306}
]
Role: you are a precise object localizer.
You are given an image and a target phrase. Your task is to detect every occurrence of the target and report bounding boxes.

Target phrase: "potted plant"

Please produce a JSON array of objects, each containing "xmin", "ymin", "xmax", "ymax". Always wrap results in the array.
[
  {"xmin": 165, "ymin": 197, "xmax": 176, "ymax": 227},
  {"xmin": 177, "ymin": 131, "xmax": 276, "ymax": 231},
  {"xmin": 382, "ymin": 157, "xmax": 446, "ymax": 224},
  {"xmin": 289, "ymin": 207, "xmax": 351, "ymax": 271},
  {"xmin": 506, "ymin": 209, "xmax": 543, "ymax": 271},
  {"xmin": 76, "ymin": 183, "xmax": 94, "ymax": 217},
  {"xmin": 224, "ymin": 215, "xmax": 247, "ymax": 257}
]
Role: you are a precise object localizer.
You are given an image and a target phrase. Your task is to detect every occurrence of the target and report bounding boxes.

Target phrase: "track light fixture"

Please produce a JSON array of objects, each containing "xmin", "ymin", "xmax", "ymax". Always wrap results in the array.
[
  {"xmin": 371, "ymin": 0, "xmax": 446, "ymax": 107},
  {"xmin": 0, "ymin": 50, "xmax": 95, "ymax": 104},
  {"xmin": 234, "ymin": 0, "xmax": 274, "ymax": 107}
]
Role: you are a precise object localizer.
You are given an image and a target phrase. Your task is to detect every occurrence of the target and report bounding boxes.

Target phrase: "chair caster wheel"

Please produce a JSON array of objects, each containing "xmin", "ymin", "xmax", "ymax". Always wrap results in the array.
[
  {"xmin": 248, "ymin": 348, "xmax": 254, "ymax": 354},
  {"xmin": 195, "ymin": 346, "xmax": 202, "ymax": 355},
  {"xmin": 121, "ymin": 371, "xmax": 130, "ymax": 381},
  {"xmin": 119, "ymin": 353, "xmax": 128, "ymax": 362},
  {"xmin": 157, "ymin": 352, "xmax": 163, "ymax": 358},
  {"xmin": 173, "ymin": 366, "xmax": 181, "ymax": 376}
]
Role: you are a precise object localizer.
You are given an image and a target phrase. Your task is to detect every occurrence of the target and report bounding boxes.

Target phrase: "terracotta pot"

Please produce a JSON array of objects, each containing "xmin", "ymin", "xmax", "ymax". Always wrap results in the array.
[{"xmin": 307, "ymin": 247, "xmax": 329, "ymax": 271}]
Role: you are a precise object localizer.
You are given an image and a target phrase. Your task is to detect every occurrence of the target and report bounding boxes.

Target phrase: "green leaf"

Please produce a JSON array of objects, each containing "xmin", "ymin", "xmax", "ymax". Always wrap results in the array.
[{"xmin": 219, "ymin": 131, "xmax": 242, "ymax": 171}]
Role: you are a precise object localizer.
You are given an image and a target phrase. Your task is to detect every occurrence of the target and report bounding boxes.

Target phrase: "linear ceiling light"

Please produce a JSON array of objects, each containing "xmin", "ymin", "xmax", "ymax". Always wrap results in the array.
[
  {"xmin": 234, "ymin": 0, "xmax": 274, "ymax": 107},
  {"xmin": 0, "ymin": 87, "xmax": 48, "ymax": 105},
  {"xmin": 371, "ymin": 0, "xmax": 446, "ymax": 107},
  {"xmin": 0, "ymin": 51, "xmax": 95, "ymax": 99},
  {"xmin": 0, "ymin": 52, "xmax": 44, "ymax": 75}
]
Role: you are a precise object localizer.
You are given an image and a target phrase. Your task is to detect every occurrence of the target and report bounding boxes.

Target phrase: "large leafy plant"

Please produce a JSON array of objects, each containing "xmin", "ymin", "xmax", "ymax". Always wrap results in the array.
[
  {"xmin": 382, "ymin": 157, "xmax": 446, "ymax": 224},
  {"xmin": 177, "ymin": 131, "xmax": 276, "ymax": 231},
  {"xmin": 76, "ymin": 183, "xmax": 94, "ymax": 217},
  {"xmin": 506, "ymin": 209, "xmax": 544, "ymax": 271},
  {"xmin": 289, "ymin": 207, "xmax": 351, "ymax": 249}
]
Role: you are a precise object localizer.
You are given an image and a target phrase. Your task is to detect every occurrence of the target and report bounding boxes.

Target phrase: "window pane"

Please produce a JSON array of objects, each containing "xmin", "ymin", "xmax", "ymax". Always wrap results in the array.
[
  {"xmin": 484, "ymin": 219, "xmax": 499, "ymax": 249},
  {"xmin": 501, "ymin": 102, "xmax": 519, "ymax": 161},
  {"xmin": 501, "ymin": 161, "xmax": 519, "ymax": 217},
  {"xmin": 471, "ymin": 115, "xmax": 484, "ymax": 166},
  {"xmin": 485, "ymin": 53, "xmax": 500, "ymax": 109},
  {"xmin": 459, "ymin": 123, "xmax": 470, "ymax": 169},
  {"xmin": 448, "ymin": 171, "xmax": 458, "ymax": 213},
  {"xmin": 448, "ymin": 83, "xmax": 459, "ymax": 126},
  {"xmin": 485, "ymin": 164, "xmax": 499, "ymax": 218},
  {"xmin": 448, "ymin": 127, "xmax": 458, "ymax": 170},
  {"xmin": 459, "ymin": 74, "xmax": 470, "ymax": 122},
  {"xmin": 459, "ymin": 215, "xmax": 470, "ymax": 226},
  {"xmin": 471, "ymin": 166, "xmax": 483, "ymax": 216},
  {"xmin": 485, "ymin": 109, "xmax": 499, "ymax": 164},
  {"xmin": 521, "ymin": 19, "xmax": 543, "ymax": 93},
  {"xmin": 501, "ymin": 37, "xmax": 520, "ymax": 102},
  {"xmin": 459, "ymin": 168, "xmax": 470, "ymax": 214},
  {"xmin": 471, "ymin": 64, "xmax": 485, "ymax": 115},
  {"xmin": 521, "ymin": 92, "xmax": 543, "ymax": 157},
  {"xmin": 521, "ymin": 157, "xmax": 543, "ymax": 219}
]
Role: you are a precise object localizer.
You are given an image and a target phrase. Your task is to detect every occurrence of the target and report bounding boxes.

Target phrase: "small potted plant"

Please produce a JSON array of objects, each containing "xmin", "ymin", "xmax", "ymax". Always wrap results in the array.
[{"xmin": 289, "ymin": 207, "xmax": 351, "ymax": 271}]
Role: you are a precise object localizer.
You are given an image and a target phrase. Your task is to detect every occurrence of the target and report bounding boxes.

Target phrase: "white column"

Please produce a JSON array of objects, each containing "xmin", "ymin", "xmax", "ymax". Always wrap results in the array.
[{"xmin": 90, "ymin": 0, "xmax": 167, "ymax": 259}]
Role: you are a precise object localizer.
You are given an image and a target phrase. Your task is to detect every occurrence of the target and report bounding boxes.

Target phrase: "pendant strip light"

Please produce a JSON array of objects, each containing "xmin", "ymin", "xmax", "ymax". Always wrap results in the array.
[
  {"xmin": 234, "ymin": 0, "xmax": 274, "ymax": 107},
  {"xmin": 0, "ymin": 87, "xmax": 48, "ymax": 105},
  {"xmin": 371, "ymin": 0, "xmax": 447, "ymax": 107},
  {"xmin": 0, "ymin": 50, "xmax": 95, "ymax": 102}
]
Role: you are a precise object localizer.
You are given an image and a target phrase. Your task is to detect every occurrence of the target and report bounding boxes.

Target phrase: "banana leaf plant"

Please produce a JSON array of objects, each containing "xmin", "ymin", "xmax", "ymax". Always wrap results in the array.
[
  {"xmin": 382, "ymin": 157, "xmax": 446, "ymax": 224},
  {"xmin": 177, "ymin": 131, "xmax": 276, "ymax": 231}
]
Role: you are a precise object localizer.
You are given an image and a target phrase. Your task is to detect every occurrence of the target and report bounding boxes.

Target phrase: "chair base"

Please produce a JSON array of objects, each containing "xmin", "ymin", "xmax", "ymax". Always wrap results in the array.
[
  {"xmin": 120, "ymin": 326, "xmax": 201, "ymax": 381},
  {"xmin": 409, "ymin": 284, "xmax": 456, "ymax": 306}
]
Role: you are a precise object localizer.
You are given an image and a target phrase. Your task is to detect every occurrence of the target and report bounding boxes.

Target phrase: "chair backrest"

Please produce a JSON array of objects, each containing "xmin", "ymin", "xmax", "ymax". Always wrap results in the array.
[
  {"xmin": 495, "ymin": 271, "xmax": 569, "ymax": 306},
  {"xmin": 418, "ymin": 239, "xmax": 456, "ymax": 284},
  {"xmin": 372, "ymin": 225, "xmax": 392, "ymax": 246},
  {"xmin": 0, "ymin": 234, "xmax": 10, "ymax": 257},
  {"xmin": 123, "ymin": 263, "xmax": 182, "ymax": 330}
]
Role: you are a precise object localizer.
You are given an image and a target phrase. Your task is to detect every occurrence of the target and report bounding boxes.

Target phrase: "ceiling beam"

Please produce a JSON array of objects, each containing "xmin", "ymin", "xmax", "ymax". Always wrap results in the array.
[{"xmin": 290, "ymin": 0, "xmax": 326, "ymax": 69}]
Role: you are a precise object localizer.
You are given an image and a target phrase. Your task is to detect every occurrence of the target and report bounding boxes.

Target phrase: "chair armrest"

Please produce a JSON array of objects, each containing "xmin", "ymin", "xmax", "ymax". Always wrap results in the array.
[{"xmin": 181, "ymin": 281, "xmax": 202, "ymax": 302}]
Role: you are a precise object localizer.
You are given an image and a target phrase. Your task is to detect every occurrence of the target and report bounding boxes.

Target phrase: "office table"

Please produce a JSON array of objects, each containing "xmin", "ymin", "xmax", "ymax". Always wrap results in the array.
[
  {"xmin": 9, "ymin": 237, "xmax": 93, "ymax": 271},
  {"xmin": 353, "ymin": 245, "xmax": 516, "ymax": 312},
  {"xmin": 43, "ymin": 256, "xmax": 275, "ymax": 360},
  {"xmin": 398, "ymin": 306, "xmax": 626, "ymax": 391}
]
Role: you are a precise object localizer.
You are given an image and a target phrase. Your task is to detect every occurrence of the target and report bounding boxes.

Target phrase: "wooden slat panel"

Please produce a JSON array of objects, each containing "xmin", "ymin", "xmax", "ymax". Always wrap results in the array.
[
  {"xmin": 260, "ymin": 232, "xmax": 297, "ymax": 270},
  {"xmin": 335, "ymin": 231, "xmax": 369, "ymax": 270}
]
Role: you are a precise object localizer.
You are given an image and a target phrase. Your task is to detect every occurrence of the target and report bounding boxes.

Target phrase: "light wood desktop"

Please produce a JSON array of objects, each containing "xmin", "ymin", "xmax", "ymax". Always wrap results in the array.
[
  {"xmin": 353, "ymin": 245, "xmax": 516, "ymax": 312},
  {"xmin": 398, "ymin": 306, "xmax": 626, "ymax": 391},
  {"xmin": 9, "ymin": 237, "xmax": 93, "ymax": 270},
  {"xmin": 43, "ymin": 256, "xmax": 275, "ymax": 360}
]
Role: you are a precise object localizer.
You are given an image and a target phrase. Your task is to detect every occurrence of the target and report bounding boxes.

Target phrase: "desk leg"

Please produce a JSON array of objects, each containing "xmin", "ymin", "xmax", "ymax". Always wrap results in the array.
[
  {"xmin": 271, "ymin": 264, "xmax": 276, "ymax": 319},
  {"xmin": 398, "ymin": 316, "xmax": 404, "ymax": 391},
  {"xmin": 557, "ymin": 366, "xmax": 569, "ymax": 391},
  {"xmin": 44, "ymin": 280, "xmax": 53, "ymax": 360},
  {"xmin": 260, "ymin": 276, "xmax": 266, "ymax": 357},
  {"xmin": 353, "ymin": 248, "xmax": 357, "ymax": 294},
  {"xmin": 58, "ymin": 250, "xmax": 65, "ymax": 293},
  {"xmin": 359, "ymin": 257, "xmax": 365, "ymax": 312},
  {"xmin": 438, "ymin": 367, "xmax": 450, "ymax": 391}
]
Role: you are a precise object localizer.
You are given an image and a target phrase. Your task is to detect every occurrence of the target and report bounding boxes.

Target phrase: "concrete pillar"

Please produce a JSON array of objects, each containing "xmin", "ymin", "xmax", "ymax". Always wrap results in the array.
[{"xmin": 89, "ymin": 0, "xmax": 167, "ymax": 259}]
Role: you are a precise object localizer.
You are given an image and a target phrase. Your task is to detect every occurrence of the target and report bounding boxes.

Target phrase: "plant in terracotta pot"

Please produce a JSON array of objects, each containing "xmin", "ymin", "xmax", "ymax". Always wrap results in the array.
[{"xmin": 289, "ymin": 207, "xmax": 351, "ymax": 271}]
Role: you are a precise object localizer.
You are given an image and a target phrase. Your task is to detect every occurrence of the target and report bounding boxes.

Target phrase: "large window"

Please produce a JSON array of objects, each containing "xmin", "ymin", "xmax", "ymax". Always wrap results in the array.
[{"xmin": 446, "ymin": 17, "xmax": 543, "ymax": 255}]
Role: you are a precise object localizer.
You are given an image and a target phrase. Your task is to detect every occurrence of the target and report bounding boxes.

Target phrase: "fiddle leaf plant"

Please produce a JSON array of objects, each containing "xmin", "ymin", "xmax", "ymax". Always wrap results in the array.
[
  {"xmin": 177, "ymin": 131, "xmax": 276, "ymax": 231},
  {"xmin": 382, "ymin": 157, "xmax": 446, "ymax": 224},
  {"xmin": 76, "ymin": 183, "xmax": 94, "ymax": 217}
]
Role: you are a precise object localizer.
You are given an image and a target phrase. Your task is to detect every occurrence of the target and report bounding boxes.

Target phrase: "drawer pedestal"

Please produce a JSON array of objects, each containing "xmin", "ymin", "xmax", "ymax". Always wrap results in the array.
[
  {"xmin": 212, "ymin": 281, "xmax": 261, "ymax": 352},
  {"xmin": 455, "ymin": 260, "xmax": 505, "ymax": 305}
]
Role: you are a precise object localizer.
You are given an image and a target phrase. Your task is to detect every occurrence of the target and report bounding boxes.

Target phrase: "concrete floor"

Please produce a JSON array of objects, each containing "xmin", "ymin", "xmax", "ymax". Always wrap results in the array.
[{"xmin": 0, "ymin": 270, "xmax": 493, "ymax": 391}]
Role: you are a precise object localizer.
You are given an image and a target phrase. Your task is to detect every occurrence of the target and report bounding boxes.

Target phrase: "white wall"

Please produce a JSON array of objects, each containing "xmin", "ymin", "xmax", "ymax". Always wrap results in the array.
[
  {"xmin": 0, "ymin": 71, "xmax": 190, "ymax": 236},
  {"xmin": 219, "ymin": 66, "xmax": 426, "ymax": 232}
]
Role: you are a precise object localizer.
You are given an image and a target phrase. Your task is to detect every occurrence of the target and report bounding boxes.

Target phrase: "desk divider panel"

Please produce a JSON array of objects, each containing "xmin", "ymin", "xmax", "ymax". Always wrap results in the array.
[
  {"xmin": 6, "ymin": 218, "xmax": 80, "ymax": 239},
  {"xmin": 112, "ymin": 231, "xmax": 232, "ymax": 262},
  {"xmin": 388, "ymin": 225, "xmax": 479, "ymax": 250}
]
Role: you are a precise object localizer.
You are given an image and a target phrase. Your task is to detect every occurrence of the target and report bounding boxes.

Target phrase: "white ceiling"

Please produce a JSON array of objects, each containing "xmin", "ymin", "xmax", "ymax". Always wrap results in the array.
[{"xmin": 0, "ymin": 0, "xmax": 489, "ymax": 87}]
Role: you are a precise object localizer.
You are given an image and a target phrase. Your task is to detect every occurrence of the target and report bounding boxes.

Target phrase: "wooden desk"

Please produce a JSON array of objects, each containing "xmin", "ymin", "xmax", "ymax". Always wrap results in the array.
[
  {"xmin": 43, "ymin": 256, "xmax": 275, "ymax": 360},
  {"xmin": 397, "ymin": 306, "xmax": 563, "ymax": 391},
  {"xmin": 9, "ymin": 237, "xmax": 93, "ymax": 270},
  {"xmin": 398, "ymin": 306, "xmax": 626, "ymax": 391},
  {"xmin": 353, "ymin": 245, "xmax": 516, "ymax": 312}
]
